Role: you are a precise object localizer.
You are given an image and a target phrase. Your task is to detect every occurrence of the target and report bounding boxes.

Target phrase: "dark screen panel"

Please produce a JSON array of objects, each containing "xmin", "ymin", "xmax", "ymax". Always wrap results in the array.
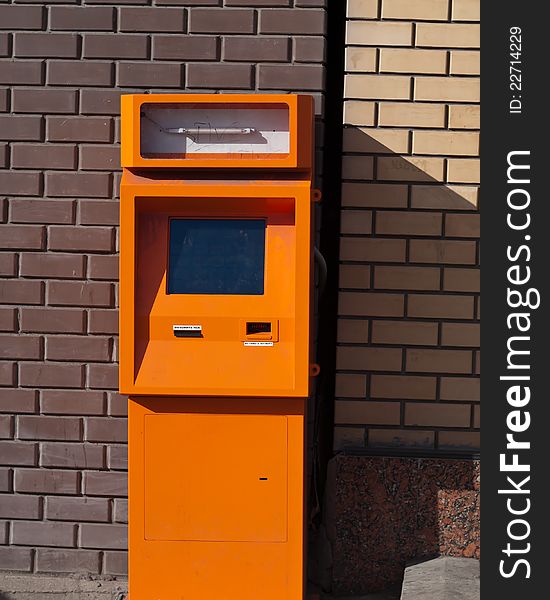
[{"xmin": 168, "ymin": 219, "xmax": 266, "ymax": 295}]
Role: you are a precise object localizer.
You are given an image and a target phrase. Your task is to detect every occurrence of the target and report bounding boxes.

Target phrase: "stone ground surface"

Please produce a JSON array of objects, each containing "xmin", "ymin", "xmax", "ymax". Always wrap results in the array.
[
  {"xmin": 0, "ymin": 559, "xmax": 479, "ymax": 600},
  {"xmin": 0, "ymin": 574, "xmax": 127, "ymax": 600},
  {"xmin": 1, "ymin": 575, "xmax": 396, "ymax": 600},
  {"xmin": 399, "ymin": 556, "xmax": 480, "ymax": 600},
  {"xmin": 0, "ymin": 575, "xmax": 398, "ymax": 600}
]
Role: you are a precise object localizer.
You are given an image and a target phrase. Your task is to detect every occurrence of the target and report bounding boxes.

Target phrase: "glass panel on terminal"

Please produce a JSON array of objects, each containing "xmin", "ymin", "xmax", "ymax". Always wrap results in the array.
[
  {"xmin": 140, "ymin": 103, "xmax": 290, "ymax": 157},
  {"xmin": 168, "ymin": 219, "xmax": 266, "ymax": 295}
]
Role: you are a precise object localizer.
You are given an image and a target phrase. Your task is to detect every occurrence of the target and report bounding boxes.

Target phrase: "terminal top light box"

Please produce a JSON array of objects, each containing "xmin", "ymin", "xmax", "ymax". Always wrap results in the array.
[{"xmin": 121, "ymin": 93, "xmax": 314, "ymax": 170}]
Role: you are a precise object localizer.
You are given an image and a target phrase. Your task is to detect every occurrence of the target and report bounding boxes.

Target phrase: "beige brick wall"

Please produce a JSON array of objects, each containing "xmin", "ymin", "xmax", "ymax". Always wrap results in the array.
[{"xmin": 335, "ymin": 0, "xmax": 480, "ymax": 452}]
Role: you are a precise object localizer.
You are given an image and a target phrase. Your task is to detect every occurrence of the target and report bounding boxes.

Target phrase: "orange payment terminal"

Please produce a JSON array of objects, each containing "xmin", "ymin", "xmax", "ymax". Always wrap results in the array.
[{"xmin": 120, "ymin": 94, "xmax": 315, "ymax": 600}]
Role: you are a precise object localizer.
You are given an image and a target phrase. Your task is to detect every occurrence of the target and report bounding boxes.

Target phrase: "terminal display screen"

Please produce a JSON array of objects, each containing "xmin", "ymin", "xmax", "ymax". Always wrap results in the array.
[{"xmin": 168, "ymin": 219, "xmax": 266, "ymax": 295}]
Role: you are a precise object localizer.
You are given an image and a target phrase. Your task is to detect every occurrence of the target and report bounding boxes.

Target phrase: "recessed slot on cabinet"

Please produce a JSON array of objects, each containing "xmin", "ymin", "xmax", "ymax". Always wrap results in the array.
[
  {"xmin": 246, "ymin": 322, "xmax": 272, "ymax": 336},
  {"xmin": 241, "ymin": 320, "xmax": 278, "ymax": 342}
]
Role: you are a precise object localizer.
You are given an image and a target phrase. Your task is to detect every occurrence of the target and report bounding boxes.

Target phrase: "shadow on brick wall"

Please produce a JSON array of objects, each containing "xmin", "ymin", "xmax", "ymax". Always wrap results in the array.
[
  {"xmin": 311, "ymin": 130, "xmax": 480, "ymax": 595},
  {"xmin": 333, "ymin": 130, "xmax": 480, "ymax": 453}
]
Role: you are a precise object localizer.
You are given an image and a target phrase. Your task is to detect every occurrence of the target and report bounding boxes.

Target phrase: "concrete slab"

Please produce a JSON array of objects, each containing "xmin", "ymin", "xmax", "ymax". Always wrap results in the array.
[
  {"xmin": 0, "ymin": 573, "xmax": 127, "ymax": 600},
  {"xmin": 400, "ymin": 557, "xmax": 479, "ymax": 600}
]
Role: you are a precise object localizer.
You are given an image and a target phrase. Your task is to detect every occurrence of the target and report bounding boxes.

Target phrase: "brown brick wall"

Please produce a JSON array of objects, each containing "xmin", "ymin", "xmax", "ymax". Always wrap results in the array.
[
  {"xmin": 0, "ymin": 0, "xmax": 327, "ymax": 574},
  {"xmin": 334, "ymin": 0, "xmax": 480, "ymax": 452}
]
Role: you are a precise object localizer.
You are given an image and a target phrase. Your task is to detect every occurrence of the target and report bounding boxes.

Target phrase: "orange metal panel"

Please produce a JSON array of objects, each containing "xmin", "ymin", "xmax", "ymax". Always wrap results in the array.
[
  {"xmin": 129, "ymin": 397, "xmax": 306, "ymax": 600},
  {"xmin": 119, "ymin": 178, "xmax": 313, "ymax": 397},
  {"xmin": 144, "ymin": 413, "xmax": 288, "ymax": 542},
  {"xmin": 121, "ymin": 93, "xmax": 313, "ymax": 170}
]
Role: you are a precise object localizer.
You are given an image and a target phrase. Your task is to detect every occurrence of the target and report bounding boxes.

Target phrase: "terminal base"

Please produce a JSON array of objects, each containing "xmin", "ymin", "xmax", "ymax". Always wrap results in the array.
[{"xmin": 128, "ymin": 396, "xmax": 306, "ymax": 600}]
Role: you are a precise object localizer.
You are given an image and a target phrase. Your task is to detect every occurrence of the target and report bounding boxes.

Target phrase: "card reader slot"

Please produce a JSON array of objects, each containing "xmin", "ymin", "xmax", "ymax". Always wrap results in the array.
[{"xmin": 246, "ymin": 322, "xmax": 272, "ymax": 336}]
